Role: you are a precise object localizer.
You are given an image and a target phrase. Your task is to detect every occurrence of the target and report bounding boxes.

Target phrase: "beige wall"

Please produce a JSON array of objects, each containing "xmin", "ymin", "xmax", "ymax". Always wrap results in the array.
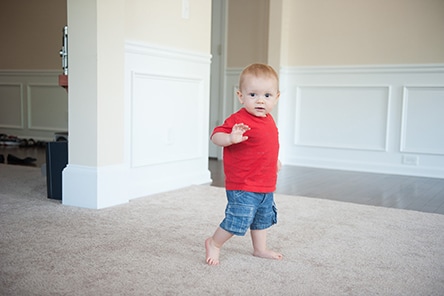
[
  {"xmin": 125, "ymin": 0, "xmax": 211, "ymax": 53},
  {"xmin": 0, "ymin": 0, "xmax": 67, "ymax": 70},
  {"xmin": 0, "ymin": 0, "xmax": 211, "ymax": 71},
  {"xmin": 285, "ymin": 0, "xmax": 444, "ymax": 66},
  {"xmin": 226, "ymin": 0, "xmax": 444, "ymax": 68},
  {"xmin": 4, "ymin": 0, "xmax": 443, "ymax": 70},
  {"xmin": 226, "ymin": 0, "xmax": 269, "ymax": 67}
]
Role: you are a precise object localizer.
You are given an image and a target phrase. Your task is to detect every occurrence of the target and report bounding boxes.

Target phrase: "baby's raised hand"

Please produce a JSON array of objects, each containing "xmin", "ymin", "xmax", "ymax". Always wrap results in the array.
[{"xmin": 230, "ymin": 123, "xmax": 250, "ymax": 144}]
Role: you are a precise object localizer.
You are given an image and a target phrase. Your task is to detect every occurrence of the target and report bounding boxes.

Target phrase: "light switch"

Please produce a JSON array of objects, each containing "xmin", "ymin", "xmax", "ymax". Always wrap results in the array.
[{"xmin": 182, "ymin": 0, "xmax": 190, "ymax": 19}]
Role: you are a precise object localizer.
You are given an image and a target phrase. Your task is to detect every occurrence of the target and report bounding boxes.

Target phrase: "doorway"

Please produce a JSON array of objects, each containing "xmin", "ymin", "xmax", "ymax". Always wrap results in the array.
[{"xmin": 209, "ymin": 0, "xmax": 227, "ymax": 159}]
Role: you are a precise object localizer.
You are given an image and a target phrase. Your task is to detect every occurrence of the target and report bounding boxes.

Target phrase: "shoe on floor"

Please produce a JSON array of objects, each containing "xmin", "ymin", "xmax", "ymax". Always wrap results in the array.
[{"xmin": 7, "ymin": 154, "xmax": 37, "ymax": 166}]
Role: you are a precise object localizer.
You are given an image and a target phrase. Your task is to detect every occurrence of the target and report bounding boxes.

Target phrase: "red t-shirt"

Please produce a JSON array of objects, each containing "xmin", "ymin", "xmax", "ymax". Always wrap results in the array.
[{"xmin": 211, "ymin": 108, "xmax": 279, "ymax": 193}]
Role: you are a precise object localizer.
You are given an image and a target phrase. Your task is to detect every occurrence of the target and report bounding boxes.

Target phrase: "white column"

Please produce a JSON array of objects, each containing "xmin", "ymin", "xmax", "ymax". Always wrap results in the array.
[{"xmin": 63, "ymin": 0, "xmax": 125, "ymax": 209}]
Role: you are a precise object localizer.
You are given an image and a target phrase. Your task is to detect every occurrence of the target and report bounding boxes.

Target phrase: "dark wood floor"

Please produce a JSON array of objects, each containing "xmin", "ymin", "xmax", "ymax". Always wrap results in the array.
[
  {"xmin": 209, "ymin": 158, "xmax": 444, "ymax": 215},
  {"xmin": 2, "ymin": 146, "xmax": 443, "ymax": 215}
]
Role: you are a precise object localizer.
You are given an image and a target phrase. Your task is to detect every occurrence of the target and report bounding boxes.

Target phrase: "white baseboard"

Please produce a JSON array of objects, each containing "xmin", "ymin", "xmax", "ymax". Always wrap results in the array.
[{"xmin": 63, "ymin": 164, "xmax": 128, "ymax": 209}]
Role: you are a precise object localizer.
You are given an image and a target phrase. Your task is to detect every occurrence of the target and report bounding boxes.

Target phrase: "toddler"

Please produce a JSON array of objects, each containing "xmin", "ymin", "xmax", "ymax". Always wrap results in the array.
[{"xmin": 205, "ymin": 63, "xmax": 282, "ymax": 265}]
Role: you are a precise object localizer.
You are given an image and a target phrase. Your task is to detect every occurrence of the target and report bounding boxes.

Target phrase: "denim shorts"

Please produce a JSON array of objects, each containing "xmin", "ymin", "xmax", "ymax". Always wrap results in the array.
[{"xmin": 219, "ymin": 190, "xmax": 277, "ymax": 236}]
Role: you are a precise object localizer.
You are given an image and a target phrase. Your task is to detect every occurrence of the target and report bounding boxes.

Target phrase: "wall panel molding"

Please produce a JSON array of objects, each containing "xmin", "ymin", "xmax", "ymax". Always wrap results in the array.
[
  {"xmin": 401, "ymin": 86, "xmax": 444, "ymax": 155},
  {"xmin": 276, "ymin": 64, "xmax": 444, "ymax": 178},
  {"xmin": 0, "ymin": 83, "xmax": 24, "ymax": 129},
  {"xmin": 0, "ymin": 70, "xmax": 67, "ymax": 140},
  {"xmin": 123, "ymin": 41, "xmax": 212, "ymax": 200},
  {"xmin": 130, "ymin": 72, "xmax": 205, "ymax": 167},
  {"xmin": 27, "ymin": 83, "xmax": 68, "ymax": 131},
  {"xmin": 224, "ymin": 68, "xmax": 242, "ymax": 118},
  {"xmin": 294, "ymin": 85, "xmax": 390, "ymax": 151}
]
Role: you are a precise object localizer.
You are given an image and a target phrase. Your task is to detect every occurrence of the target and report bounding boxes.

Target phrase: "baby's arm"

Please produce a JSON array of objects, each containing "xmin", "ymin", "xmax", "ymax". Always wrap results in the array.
[{"xmin": 211, "ymin": 123, "xmax": 250, "ymax": 147}]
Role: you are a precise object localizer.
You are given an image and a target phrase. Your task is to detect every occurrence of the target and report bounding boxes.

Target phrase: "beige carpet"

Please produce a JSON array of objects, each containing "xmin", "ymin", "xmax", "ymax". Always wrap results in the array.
[{"xmin": 1, "ymin": 164, "xmax": 443, "ymax": 295}]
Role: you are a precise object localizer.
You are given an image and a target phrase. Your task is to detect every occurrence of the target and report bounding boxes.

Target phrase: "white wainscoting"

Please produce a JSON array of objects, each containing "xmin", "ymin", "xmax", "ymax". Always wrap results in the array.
[
  {"xmin": 275, "ymin": 64, "xmax": 444, "ymax": 178},
  {"xmin": 224, "ymin": 68, "xmax": 243, "ymax": 120},
  {"xmin": 0, "ymin": 71, "xmax": 68, "ymax": 140},
  {"xmin": 401, "ymin": 86, "xmax": 444, "ymax": 155},
  {"xmin": 124, "ymin": 41, "xmax": 212, "ymax": 200},
  {"xmin": 130, "ymin": 73, "xmax": 205, "ymax": 167},
  {"xmin": 294, "ymin": 86, "xmax": 390, "ymax": 152}
]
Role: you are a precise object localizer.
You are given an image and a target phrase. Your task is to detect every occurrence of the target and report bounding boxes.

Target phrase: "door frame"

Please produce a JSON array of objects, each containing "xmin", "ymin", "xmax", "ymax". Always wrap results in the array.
[{"xmin": 209, "ymin": 0, "xmax": 227, "ymax": 159}]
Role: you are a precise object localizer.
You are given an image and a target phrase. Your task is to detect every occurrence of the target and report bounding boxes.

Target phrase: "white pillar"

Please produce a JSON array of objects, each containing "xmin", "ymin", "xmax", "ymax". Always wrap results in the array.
[{"xmin": 63, "ymin": 0, "xmax": 125, "ymax": 209}]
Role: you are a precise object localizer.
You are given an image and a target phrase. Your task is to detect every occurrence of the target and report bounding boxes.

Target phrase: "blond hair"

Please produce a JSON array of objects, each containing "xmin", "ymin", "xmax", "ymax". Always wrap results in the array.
[{"xmin": 238, "ymin": 63, "xmax": 279, "ymax": 91}]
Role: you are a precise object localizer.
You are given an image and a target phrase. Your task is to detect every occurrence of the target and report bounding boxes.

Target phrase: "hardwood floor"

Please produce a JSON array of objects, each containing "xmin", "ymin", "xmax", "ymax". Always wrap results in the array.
[{"xmin": 209, "ymin": 158, "xmax": 444, "ymax": 215}]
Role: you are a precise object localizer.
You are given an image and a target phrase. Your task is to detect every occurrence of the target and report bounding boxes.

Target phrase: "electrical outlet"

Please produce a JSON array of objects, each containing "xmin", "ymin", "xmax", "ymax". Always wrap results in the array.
[
  {"xmin": 402, "ymin": 155, "xmax": 419, "ymax": 166},
  {"xmin": 167, "ymin": 128, "xmax": 175, "ymax": 145}
]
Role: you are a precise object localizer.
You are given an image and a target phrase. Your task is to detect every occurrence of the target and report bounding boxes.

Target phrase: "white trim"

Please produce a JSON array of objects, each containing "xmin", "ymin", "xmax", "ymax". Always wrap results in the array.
[
  {"xmin": 281, "ymin": 64, "xmax": 444, "ymax": 74},
  {"xmin": 400, "ymin": 85, "xmax": 444, "ymax": 155},
  {"xmin": 0, "ymin": 70, "xmax": 62, "ymax": 76},
  {"xmin": 26, "ymin": 83, "xmax": 67, "ymax": 131},
  {"xmin": 125, "ymin": 41, "xmax": 211, "ymax": 64},
  {"xmin": 0, "ymin": 82, "xmax": 24, "ymax": 129},
  {"xmin": 285, "ymin": 155, "xmax": 444, "ymax": 179},
  {"xmin": 63, "ymin": 164, "xmax": 129, "ymax": 209},
  {"xmin": 293, "ymin": 85, "xmax": 391, "ymax": 152}
]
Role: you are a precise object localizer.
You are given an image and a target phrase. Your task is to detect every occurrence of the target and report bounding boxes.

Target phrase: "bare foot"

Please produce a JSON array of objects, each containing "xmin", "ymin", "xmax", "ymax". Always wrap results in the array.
[
  {"xmin": 253, "ymin": 249, "xmax": 283, "ymax": 260},
  {"xmin": 205, "ymin": 237, "xmax": 220, "ymax": 265}
]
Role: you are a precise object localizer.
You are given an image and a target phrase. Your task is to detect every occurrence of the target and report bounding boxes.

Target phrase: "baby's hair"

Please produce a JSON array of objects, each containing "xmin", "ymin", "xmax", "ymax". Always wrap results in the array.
[{"xmin": 239, "ymin": 63, "xmax": 279, "ymax": 91}]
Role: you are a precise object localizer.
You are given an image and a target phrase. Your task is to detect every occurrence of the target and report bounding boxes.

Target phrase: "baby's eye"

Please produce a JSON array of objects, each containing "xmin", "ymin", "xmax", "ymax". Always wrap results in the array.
[
  {"xmin": 265, "ymin": 93, "xmax": 272, "ymax": 98},
  {"xmin": 248, "ymin": 93, "xmax": 256, "ymax": 97}
]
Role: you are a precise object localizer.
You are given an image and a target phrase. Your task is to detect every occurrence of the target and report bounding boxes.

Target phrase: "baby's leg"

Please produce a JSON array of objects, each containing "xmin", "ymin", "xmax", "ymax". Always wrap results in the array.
[
  {"xmin": 250, "ymin": 229, "xmax": 283, "ymax": 260},
  {"xmin": 205, "ymin": 227, "xmax": 233, "ymax": 265}
]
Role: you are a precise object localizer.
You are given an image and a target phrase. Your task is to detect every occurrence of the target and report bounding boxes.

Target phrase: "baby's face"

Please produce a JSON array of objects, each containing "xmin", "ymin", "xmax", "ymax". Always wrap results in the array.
[{"xmin": 237, "ymin": 74, "xmax": 280, "ymax": 117}]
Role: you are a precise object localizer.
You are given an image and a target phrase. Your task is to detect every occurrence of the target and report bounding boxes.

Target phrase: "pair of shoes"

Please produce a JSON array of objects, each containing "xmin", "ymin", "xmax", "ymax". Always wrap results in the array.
[
  {"xmin": 19, "ymin": 138, "xmax": 36, "ymax": 147},
  {"xmin": 7, "ymin": 154, "xmax": 37, "ymax": 166},
  {"xmin": 0, "ymin": 154, "xmax": 4, "ymax": 163}
]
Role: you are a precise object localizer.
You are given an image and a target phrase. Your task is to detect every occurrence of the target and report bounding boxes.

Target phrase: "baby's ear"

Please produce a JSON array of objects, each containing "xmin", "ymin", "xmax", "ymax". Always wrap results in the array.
[
  {"xmin": 275, "ymin": 91, "xmax": 281, "ymax": 102},
  {"xmin": 236, "ymin": 90, "xmax": 244, "ymax": 104}
]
